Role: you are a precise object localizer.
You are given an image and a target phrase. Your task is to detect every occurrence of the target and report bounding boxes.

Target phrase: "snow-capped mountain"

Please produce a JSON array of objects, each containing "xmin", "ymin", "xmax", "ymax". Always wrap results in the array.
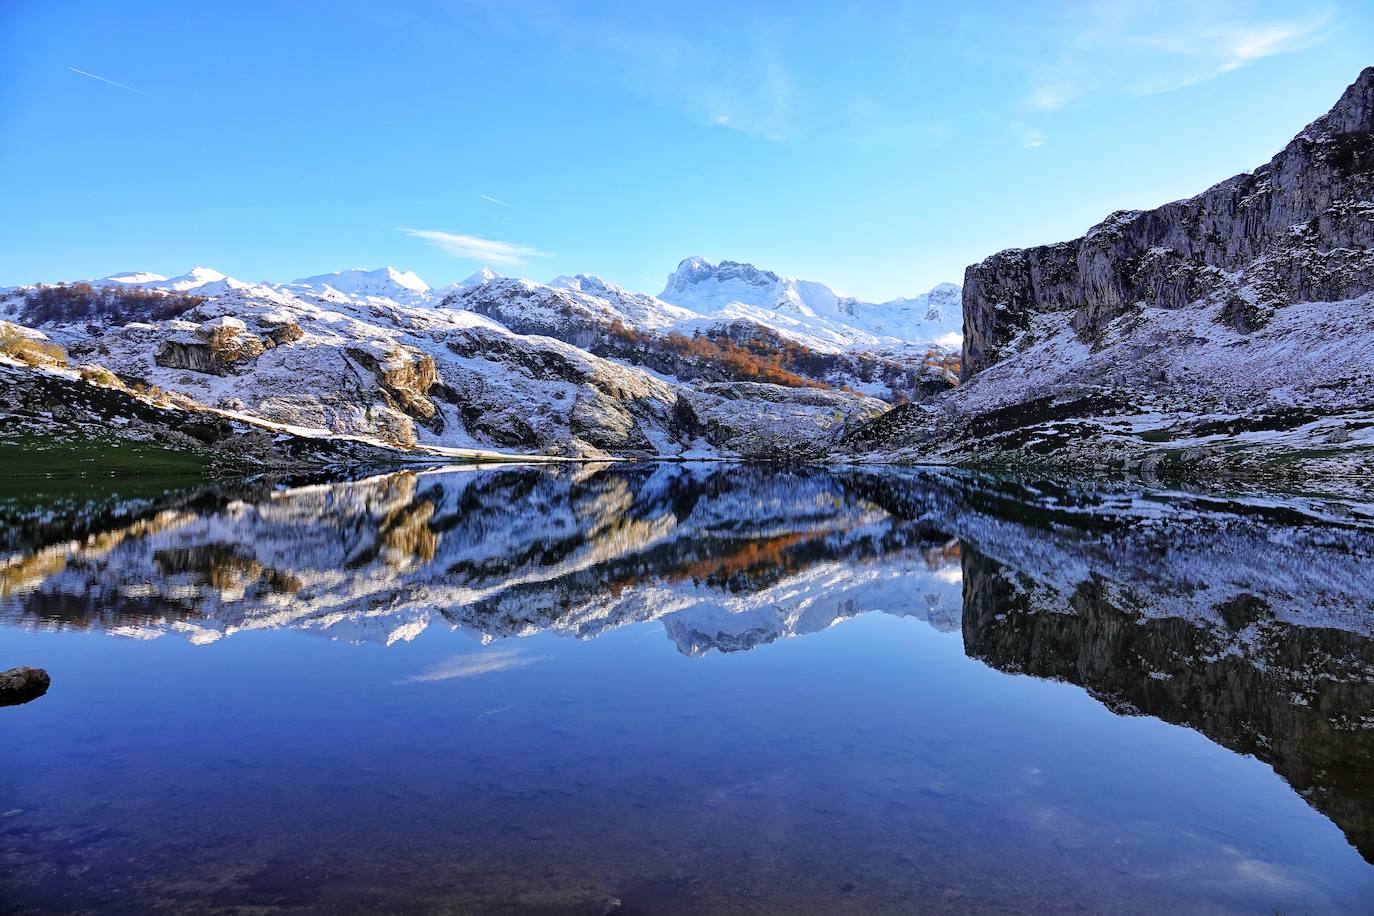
[
  {"xmin": 96, "ymin": 266, "xmax": 256, "ymax": 298},
  {"xmin": 284, "ymin": 266, "xmax": 431, "ymax": 304},
  {"xmin": 1, "ymin": 261, "xmax": 888, "ymax": 460},
  {"xmin": 78, "ymin": 257, "xmax": 963, "ymax": 357},
  {"xmin": 0, "ymin": 253, "xmax": 962, "ymax": 462},
  {"xmin": 659, "ymin": 257, "xmax": 964, "ymax": 350}
]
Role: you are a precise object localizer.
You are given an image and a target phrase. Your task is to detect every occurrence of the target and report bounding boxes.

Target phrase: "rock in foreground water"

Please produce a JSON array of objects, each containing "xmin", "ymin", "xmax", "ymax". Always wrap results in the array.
[{"xmin": 0, "ymin": 667, "xmax": 50, "ymax": 707}]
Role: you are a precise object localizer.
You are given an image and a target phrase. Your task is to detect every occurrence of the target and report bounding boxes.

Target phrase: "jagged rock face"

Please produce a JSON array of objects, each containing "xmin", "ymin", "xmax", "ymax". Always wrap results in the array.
[
  {"xmin": 963, "ymin": 67, "xmax": 1374, "ymax": 378},
  {"xmin": 660, "ymin": 257, "xmax": 782, "ymax": 301},
  {"xmin": 845, "ymin": 69, "xmax": 1374, "ymax": 482},
  {"xmin": 345, "ymin": 345, "xmax": 441, "ymax": 434},
  {"xmin": 675, "ymin": 382, "xmax": 888, "ymax": 458},
  {"xmin": 154, "ymin": 317, "xmax": 266, "ymax": 376}
]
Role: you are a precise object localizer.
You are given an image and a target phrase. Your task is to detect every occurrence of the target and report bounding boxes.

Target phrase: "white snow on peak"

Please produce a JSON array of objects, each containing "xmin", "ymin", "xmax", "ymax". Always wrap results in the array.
[
  {"xmin": 168, "ymin": 267, "xmax": 229, "ymax": 289},
  {"xmin": 92, "ymin": 266, "xmax": 256, "ymax": 297},
  {"xmin": 549, "ymin": 273, "xmax": 640, "ymax": 300},
  {"xmin": 658, "ymin": 256, "xmax": 963, "ymax": 352},
  {"xmin": 461, "ymin": 267, "xmax": 501, "ymax": 287},
  {"xmin": 287, "ymin": 266, "xmax": 431, "ymax": 302},
  {"xmin": 53, "ymin": 256, "xmax": 962, "ymax": 354},
  {"xmin": 102, "ymin": 271, "xmax": 168, "ymax": 284}
]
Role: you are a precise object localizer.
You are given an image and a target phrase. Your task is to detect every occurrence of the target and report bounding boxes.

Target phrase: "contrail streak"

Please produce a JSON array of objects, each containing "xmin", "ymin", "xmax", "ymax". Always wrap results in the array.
[{"xmin": 68, "ymin": 67, "xmax": 154, "ymax": 98}]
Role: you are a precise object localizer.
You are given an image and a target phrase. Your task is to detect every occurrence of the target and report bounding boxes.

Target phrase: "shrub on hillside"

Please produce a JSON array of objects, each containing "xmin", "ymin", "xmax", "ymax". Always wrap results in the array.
[
  {"xmin": 0, "ymin": 324, "xmax": 66, "ymax": 367},
  {"xmin": 21, "ymin": 283, "xmax": 206, "ymax": 325},
  {"xmin": 605, "ymin": 320, "xmax": 829, "ymax": 390}
]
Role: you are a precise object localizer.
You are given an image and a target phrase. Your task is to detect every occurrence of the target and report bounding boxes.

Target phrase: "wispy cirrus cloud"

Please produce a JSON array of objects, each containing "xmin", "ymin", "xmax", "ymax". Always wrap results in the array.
[
  {"xmin": 68, "ymin": 66, "xmax": 155, "ymax": 98},
  {"xmin": 401, "ymin": 648, "xmax": 545, "ymax": 684},
  {"xmin": 1021, "ymin": 2, "xmax": 1331, "ymax": 110},
  {"xmin": 450, "ymin": 1, "xmax": 798, "ymax": 141},
  {"xmin": 400, "ymin": 228, "xmax": 549, "ymax": 265}
]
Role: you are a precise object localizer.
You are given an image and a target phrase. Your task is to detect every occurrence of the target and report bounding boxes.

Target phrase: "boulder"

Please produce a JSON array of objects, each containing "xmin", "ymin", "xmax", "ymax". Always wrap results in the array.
[{"xmin": 0, "ymin": 666, "xmax": 50, "ymax": 707}]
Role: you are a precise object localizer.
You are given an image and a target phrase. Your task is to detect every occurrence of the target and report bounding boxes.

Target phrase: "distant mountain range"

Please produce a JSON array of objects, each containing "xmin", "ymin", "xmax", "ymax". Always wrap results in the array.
[
  {"xmin": 1, "ymin": 257, "xmax": 958, "ymax": 462},
  {"xmin": 71, "ymin": 258, "xmax": 962, "ymax": 356}
]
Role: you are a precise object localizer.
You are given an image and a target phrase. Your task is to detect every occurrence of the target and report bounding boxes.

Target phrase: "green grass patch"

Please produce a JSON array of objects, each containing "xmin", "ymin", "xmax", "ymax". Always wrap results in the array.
[{"xmin": 0, "ymin": 431, "xmax": 210, "ymax": 507}]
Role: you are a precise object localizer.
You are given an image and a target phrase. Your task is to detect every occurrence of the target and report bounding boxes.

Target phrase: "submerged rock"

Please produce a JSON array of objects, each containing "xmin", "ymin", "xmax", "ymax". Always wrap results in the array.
[{"xmin": 0, "ymin": 666, "xmax": 50, "ymax": 706}]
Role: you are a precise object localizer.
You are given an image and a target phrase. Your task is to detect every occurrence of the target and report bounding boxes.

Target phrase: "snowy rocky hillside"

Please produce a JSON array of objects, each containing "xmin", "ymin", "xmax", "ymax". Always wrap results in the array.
[
  {"xmin": 659, "ymin": 256, "xmax": 963, "ymax": 352},
  {"xmin": 845, "ymin": 67, "xmax": 1374, "ymax": 487},
  {"xmin": 2, "ymin": 262, "xmax": 912, "ymax": 461}
]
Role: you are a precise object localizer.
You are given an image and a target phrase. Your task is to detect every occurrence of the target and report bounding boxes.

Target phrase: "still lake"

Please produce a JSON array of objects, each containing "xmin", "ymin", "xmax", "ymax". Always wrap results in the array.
[{"xmin": 2, "ymin": 463, "xmax": 1373, "ymax": 914}]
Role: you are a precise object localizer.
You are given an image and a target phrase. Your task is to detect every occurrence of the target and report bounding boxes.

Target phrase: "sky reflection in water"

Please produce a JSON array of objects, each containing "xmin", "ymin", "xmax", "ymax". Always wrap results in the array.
[{"xmin": 2, "ymin": 463, "xmax": 1373, "ymax": 914}]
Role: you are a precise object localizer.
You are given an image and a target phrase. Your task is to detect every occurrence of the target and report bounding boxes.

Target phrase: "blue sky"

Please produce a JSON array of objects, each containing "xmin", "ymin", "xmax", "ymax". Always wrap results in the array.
[{"xmin": 1, "ymin": 1, "xmax": 1370, "ymax": 300}]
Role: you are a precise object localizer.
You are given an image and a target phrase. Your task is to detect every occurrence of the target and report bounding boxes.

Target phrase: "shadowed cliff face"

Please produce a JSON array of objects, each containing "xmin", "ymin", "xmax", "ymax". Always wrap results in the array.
[
  {"xmin": 962, "ymin": 67, "xmax": 1374, "ymax": 378},
  {"xmin": 3, "ymin": 465, "xmax": 1372, "ymax": 863}
]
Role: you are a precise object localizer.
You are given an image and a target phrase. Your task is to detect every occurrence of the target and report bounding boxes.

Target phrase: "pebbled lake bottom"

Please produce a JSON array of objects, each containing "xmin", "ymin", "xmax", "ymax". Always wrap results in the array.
[{"xmin": 2, "ymin": 462, "xmax": 1373, "ymax": 914}]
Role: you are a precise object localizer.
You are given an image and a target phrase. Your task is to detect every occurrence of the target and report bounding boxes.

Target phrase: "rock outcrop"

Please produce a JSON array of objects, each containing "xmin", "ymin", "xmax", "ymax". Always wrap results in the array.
[
  {"xmin": 846, "ymin": 68, "xmax": 1374, "ymax": 485},
  {"xmin": 5, "ymin": 268, "xmax": 902, "ymax": 459},
  {"xmin": 963, "ymin": 67, "xmax": 1374, "ymax": 378},
  {"xmin": 0, "ymin": 666, "xmax": 49, "ymax": 706},
  {"xmin": 676, "ymin": 382, "xmax": 888, "ymax": 458},
  {"xmin": 155, "ymin": 316, "xmax": 267, "ymax": 375}
]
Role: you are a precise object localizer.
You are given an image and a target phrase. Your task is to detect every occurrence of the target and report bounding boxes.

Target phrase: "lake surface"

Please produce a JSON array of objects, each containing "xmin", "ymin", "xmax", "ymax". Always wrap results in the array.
[{"xmin": 3, "ymin": 463, "xmax": 1374, "ymax": 914}]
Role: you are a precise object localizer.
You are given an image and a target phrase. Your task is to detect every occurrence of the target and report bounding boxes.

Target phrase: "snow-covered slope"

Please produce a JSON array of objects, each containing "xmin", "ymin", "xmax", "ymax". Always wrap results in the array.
[
  {"xmin": 1, "ymin": 266, "xmax": 887, "ymax": 459},
  {"xmin": 659, "ymin": 257, "xmax": 963, "ymax": 351},
  {"xmin": 284, "ymin": 266, "xmax": 431, "ymax": 304},
  {"xmin": 77, "ymin": 255, "xmax": 962, "ymax": 359}
]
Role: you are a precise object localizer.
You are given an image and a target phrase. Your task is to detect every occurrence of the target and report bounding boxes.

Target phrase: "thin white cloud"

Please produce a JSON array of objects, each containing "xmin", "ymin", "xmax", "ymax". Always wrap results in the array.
[
  {"xmin": 478, "ymin": 194, "xmax": 516, "ymax": 209},
  {"xmin": 68, "ymin": 66, "xmax": 155, "ymax": 98},
  {"xmin": 1022, "ymin": 3, "xmax": 1331, "ymax": 107},
  {"xmin": 1027, "ymin": 84, "xmax": 1072, "ymax": 112},
  {"xmin": 1021, "ymin": 127, "xmax": 1047, "ymax": 149},
  {"xmin": 454, "ymin": 3, "xmax": 798, "ymax": 141},
  {"xmin": 401, "ymin": 648, "xmax": 545, "ymax": 683},
  {"xmin": 399, "ymin": 228, "xmax": 549, "ymax": 265}
]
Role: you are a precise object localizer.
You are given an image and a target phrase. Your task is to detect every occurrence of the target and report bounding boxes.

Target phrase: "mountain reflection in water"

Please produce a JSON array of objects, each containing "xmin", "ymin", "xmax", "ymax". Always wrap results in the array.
[{"xmin": 3, "ymin": 463, "xmax": 1374, "ymax": 912}]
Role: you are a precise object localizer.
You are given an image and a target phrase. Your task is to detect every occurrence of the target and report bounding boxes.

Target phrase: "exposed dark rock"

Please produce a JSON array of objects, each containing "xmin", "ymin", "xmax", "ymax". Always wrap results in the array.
[
  {"xmin": 155, "ymin": 318, "xmax": 267, "ymax": 376},
  {"xmin": 0, "ymin": 666, "xmax": 50, "ymax": 706},
  {"xmin": 846, "ymin": 69, "xmax": 1374, "ymax": 485},
  {"xmin": 678, "ymin": 382, "xmax": 888, "ymax": 458}
]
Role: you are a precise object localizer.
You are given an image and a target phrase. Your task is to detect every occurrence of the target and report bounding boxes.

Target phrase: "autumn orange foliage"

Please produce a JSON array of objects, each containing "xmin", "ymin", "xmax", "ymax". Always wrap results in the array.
[{"xmin": 606, "ymin": 319, "xmax": 830, "ymax": 390}]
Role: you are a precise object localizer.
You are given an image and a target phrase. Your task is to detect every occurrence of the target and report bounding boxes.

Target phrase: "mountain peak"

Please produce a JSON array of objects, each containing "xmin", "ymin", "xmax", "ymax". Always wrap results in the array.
[
  {"xmin": 290, "ymin": 267, "xmax": 430, "ymax": 299},
  {"xmin": 660, "ymin": 257, "xmax": 781, "ymax": 302},
  {"xmin": 1303, "ymin": 66, "xmax": 1374, "ymax": 139},
  {"xmin": 550, "ymin": 273, "xmax": 636, "ymax": 299},
  {"xmin": 461, "ymin": 267, "xmax": 501, "ymax": 287},
  {"xmin": 102, "ymin": 271, "xmax": 168, "ymax": 284}
]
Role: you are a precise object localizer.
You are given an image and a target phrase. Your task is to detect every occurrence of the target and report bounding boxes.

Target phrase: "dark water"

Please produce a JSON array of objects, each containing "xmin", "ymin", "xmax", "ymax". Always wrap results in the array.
[{"xmin": 3, "ymin": 464, "xmax": 1374, "ymax": 914}]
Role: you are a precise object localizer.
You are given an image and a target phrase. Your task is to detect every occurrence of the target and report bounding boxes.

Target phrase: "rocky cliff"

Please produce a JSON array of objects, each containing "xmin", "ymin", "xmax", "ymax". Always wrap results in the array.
[
  {"xmin": 963, "ymin": 66, "xmax": 1374, "ymax": 377},
  {"xmin": 846, "ymin": 68, "xmax": 1374, "ymax": 485}
]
